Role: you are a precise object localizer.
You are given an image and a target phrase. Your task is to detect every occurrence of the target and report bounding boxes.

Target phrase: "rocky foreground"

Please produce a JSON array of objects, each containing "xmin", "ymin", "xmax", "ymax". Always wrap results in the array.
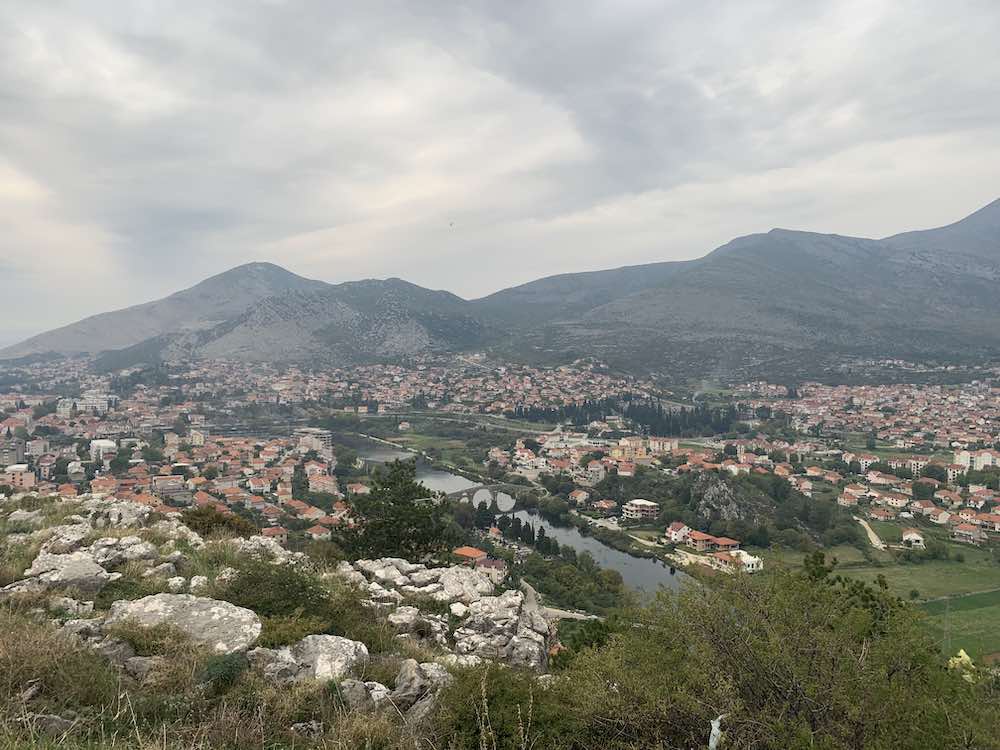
[{"xmin": 0, "ymin": 492, "xmax": 554, "ymax": 735}]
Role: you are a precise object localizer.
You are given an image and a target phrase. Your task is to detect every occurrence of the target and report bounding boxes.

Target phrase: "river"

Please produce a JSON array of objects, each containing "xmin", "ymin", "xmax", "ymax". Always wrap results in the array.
[
  {"xmin": 512, "ymin": 510, "xmax": 689, "ymax": 595},
  {"xmin": 358, "ymin": 442, "xmax": 688, "ymax": 594},
  {"xmin": 357, "ymin": 445, "xmax": 480, "ymax": 495}
]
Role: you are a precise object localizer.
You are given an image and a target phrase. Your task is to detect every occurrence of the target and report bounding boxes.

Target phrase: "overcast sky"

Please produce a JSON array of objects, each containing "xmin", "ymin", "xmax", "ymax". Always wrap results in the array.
[{"xmin": 2, "ymin": 0, "xmax": 999, "ymax": 342}]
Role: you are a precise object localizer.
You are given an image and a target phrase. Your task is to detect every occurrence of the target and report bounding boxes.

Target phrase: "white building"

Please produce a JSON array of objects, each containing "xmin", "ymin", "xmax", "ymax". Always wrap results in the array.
[
  {"xmin": 622, "ymin": 498, "xmax": 660, "ymax": 522},
  {"xmin": 89, "ymin": 439, "xmax": 118, "ymax": 462}
]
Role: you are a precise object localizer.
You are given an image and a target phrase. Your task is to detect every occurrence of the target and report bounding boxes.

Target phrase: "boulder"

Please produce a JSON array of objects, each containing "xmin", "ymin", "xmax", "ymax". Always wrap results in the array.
[
  {"xmin": 189, "ymin": 575, "xmax": 209, "ymax": 594},
  {"xmin": 82, "ymin": 500, "xmax": 150, "ymax": 529},
  {"xmin": 143, "ymin": 562, "xmax": 177, "ymax": 579},
  {"xmin": 125, "ymin": 655, "xmax": 164, "ymax": 682},
  {"xmin": 105, "ymin": 594, "xmax": 261, "ymax": 654},
  {"xmin": 7, "ymin": 508, "xmax": 45, "ymax": 526},
  {"xmin": 247, "ymin": 647, "xmax": 302, "ymax": 683},
  {"xmin": 389, "ymin": 659, "xmax": 453, "ymax": 712},
  {"xmin": 121, "ymin": 542, "xmax": 159, "ymax": 562},
  {"xmin": 290, "ymin": 635, "xmax": 369, "ymax": 681},
  {"xmin": 39, "ymin": 523, "xmax": 92, "ymax": 554},
  {"xmin": 338, "ymin": 679, "xmax": 374, "ymax": 711},
  {"xmin": 166, "ymin": 576, "xmax": 187, "ymax": 593},
  {"xmin": 437, "ymin": 567, "xmax": 495, "ymax": 604},
  {"xmin": 18, "ymin": 713, "xmax": 74, "ymax": 736},
  {"xmin": 19, "ymin": 551, "xmax": 113, "ymax": 594}
]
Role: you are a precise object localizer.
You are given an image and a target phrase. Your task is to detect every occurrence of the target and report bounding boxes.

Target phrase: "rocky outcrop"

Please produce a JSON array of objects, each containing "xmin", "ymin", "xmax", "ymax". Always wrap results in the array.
[
  {"xmin": 389, "ymin": 659, "xmax": 453, "ymax": 724},
  {"xmin": 335, "ymin": 559, "xmax": 552, "ymax": 672},
  {"xmin": 5, "ymin": 550, "xmax": 117, "ymax": 595},
  {"xmin": 105, "ymin": 594, "xmax": 262, "ymax": 654},
  {"xmin": 246, "ymin": 634, "xmax": 369, "ymax": 683},
  {"xmin": 231, "ymin": 535, "xmax": 309, "ymax": 566},
  {"xmin": 453, "ymin": 591, "xmax": 550, "ymax": 671},
  {"xmin": 291, "ymin": 635, "xmax": 369, "ymax": 681}
]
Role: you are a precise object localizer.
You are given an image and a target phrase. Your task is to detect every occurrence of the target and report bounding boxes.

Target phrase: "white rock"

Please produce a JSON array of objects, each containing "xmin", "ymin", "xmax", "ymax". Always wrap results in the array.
[
  {"xmin": 105, "ymin": 594, "xmax": 262, "ymax": 654},
  {"xmin": 290, "ymin": 635, "xmax": 368, "ymax": 681}
]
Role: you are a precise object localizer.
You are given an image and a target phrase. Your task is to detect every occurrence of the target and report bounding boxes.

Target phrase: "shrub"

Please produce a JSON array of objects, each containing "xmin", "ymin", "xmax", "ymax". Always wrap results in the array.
[
  {"xmin": 200, "ymin": 653, "xmax": 248, "ymax": 696},
  {"xmin": 218, "ymin": 561, "xmax": 331, "ymax": 619},
  {"xmin": 181, "ymin": 506, "xmax": 257, "ymax": 538},
  {"xmin": 94, "ymin": 568, "xmax": 165, "ymax": 609}
]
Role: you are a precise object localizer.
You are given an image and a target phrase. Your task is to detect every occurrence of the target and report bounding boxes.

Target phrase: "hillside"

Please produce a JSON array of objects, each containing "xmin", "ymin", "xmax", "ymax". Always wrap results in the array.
[
  {"xmin": 0, "ymin": 489, "xmax": 996, "ymax": 749},
  {"xmin": 0, "ymin": 263, "xmax": 329, "ymax": 360},
  {"xmin": 5, "ymin": 198, "xmax": 1000, "ymax": 375}
]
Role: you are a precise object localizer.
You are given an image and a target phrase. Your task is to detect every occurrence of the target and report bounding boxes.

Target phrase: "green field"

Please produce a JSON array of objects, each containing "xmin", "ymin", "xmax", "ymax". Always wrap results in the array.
[
  {"xmin": 841, "ymin": 551, "xmax": 1000, "ymax": 600},
  {"xmin": 920, "ymin": 589, "xmax": 1000, "ymax": 662},
  {"xmin": 867, "ymin": 520, "xmax": 902, "ymax": 544},
  {"xmin": 756, "ymin": 541, "xmax": 1000, "ymax": 661}
]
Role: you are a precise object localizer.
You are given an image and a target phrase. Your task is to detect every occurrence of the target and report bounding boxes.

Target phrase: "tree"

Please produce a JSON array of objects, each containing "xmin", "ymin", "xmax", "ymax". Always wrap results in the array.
[
  {"xmin": 921, "ymin": 464, "xmax": 948, "ymax": 482},
  {"xmin": 340, "ymin": 460, "xmax": 453, "ymax": 560}
]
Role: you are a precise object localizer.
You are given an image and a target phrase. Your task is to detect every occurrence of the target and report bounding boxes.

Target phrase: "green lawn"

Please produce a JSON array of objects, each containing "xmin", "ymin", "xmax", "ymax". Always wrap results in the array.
[
  {"xmin": 842, "ymin": 549, "xmax": 1000, "ymax": 600},
  {"xmin": 868, "ymin": 520, "xmax": 902, "ymax": 544},
  {"xmin": 751, "ymin": 544, "xmax": 876, "ymax": 570},
  {"xmin": 919, "ymin": 589, "xmax": 1000, "ymax": 662}
]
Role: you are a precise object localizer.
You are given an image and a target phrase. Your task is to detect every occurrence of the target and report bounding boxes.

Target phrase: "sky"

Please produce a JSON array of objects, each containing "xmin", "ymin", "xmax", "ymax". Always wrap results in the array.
[{"xmin": 1, "ymin": 0, "xmax": 999, "ymax": 343}]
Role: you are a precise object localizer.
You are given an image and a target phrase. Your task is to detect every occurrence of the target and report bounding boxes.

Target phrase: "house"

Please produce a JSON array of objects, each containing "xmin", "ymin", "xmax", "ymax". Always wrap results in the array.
[
  {"xmin": 868, "ymin": 508, "xmax": 896, "ymax": 521},
  {"xmin": 837, "ymin": 493, "xmax": 858, "ymax": 508},
  {"xmin": 475, "ymin": 557, "xmax": 508, "ymax": 583},
  {"xmin": 951, "ymin": 523, "xmax": 987, "ymax": 546},
  {"xmin": 710, "ymin": 549, "xmax": 764, "ymax": 574},
  {"xmin": 0, "ymin": 464, "xmax": 35, "ymax": 490},
  {"xmin": 666, "ymin": 521, "xmax": 691, "ymax": 544},
  {"xmin": 687, "ymin": 530, "xmax": 716, "ymax": 552},
  {"xmin": 261, "ymin": 526, "xmax": 288, "ymax": 545},
  {"xmin": 568, "ymin": 489, "xmax": 591, "ymax": 506},
  {"xmin": 928, "ymin": 508, "xmax": 952, "ymax": 525},
  {"xmin": 977, "ymin": 513, "xmax": 1000, "ymax": 533},
  {"xmin": 593, "ymin": 499, "xmax": 618, "ymax": 514},
  {"xmin": 713, "ymin": 536, "xmax": 741, "ymax": 552},
  {"xmin": 453, "ymin": 546, "xmax": 488, "ymax": 564},
  {"xmin": 622, "ymin": 498, "xmax": 659, "ymax": 521},
  {"xmin": 347, "ymin": 483, "xmax": 370, "ymax": 496},
  {"xmin": 901, "ymin": 528, "xmax": 925, "ymax": 549},
  {"xmin": 306, "ymin": 525, "xmax": 331, "ymax": 541}
]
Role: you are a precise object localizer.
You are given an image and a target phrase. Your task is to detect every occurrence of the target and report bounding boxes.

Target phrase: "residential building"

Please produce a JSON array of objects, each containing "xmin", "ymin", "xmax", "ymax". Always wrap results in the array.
[{"xmin": 622, "ymin": 498, "xmax": 659, "ymax": 521}]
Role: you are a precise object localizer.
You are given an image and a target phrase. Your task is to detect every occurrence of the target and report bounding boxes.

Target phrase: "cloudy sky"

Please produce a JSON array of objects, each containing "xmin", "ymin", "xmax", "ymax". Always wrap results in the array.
[{"xmin": 1, "ymin": 0, "xmax": 999, "ymax": 342}]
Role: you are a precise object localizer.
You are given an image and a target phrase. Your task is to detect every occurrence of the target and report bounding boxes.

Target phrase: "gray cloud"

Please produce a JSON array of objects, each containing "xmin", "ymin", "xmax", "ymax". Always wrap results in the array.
[{"xmin": 0, "ymin": 0, "xmax": 998, "ymax": 337}]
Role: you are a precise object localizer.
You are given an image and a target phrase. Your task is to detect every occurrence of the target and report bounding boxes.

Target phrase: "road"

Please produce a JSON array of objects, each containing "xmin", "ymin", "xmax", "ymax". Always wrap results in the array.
[{"xmin": 854, "ymin": 515, "xmax": 887, "ymax": 551}]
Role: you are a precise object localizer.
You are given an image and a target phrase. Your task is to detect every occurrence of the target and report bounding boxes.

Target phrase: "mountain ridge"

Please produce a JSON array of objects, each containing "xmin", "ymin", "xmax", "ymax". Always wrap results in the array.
[{"xmin": 5, "ymin": 198, "xmax": 1000, "ymax": 376}]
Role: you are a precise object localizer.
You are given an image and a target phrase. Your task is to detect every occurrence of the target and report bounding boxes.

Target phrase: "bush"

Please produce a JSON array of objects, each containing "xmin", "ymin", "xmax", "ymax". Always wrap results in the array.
[
  {"xmin": 218, "ymin": 561, "xmax": 331, "ymax": 619},
  {"xmin": 181, "ymin": 506, "xmax": 257, "ymax": 538},
  {"xmin": 200, "ymin": 653, "xmax": 248, "ymax": 696}
]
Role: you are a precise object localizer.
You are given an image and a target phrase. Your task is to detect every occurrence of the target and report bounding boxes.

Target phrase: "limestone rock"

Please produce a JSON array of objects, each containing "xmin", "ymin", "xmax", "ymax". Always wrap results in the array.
[
  {"xmin": 247, "ymin": 647, "xmax": 302, "ymax": 683},
  {"xmin": 389, "ymin": 659, "xmax": 453, "ymax": 712},
  {"xmin": 105, "ymin": 594, "xmax": 261, "ymax": 654},
  {"xmin": 290, "ymin": 635, "xmax": 368, "ymax": 681},
  {"xmin": 18, "ymin": 550, "xmax": 113, "ymax": 594}
]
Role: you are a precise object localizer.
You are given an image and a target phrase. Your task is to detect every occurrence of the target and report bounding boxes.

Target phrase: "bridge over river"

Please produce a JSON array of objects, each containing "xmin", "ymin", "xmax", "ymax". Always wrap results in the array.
[{"xmin": 442, "ymin": 483, "xmax": 536, "ymax": 512}]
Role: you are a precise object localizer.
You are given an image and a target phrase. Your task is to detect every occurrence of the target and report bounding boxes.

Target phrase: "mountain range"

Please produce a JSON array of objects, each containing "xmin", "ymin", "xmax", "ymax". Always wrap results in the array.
[{"xmin": 4, "ymin": 198, "xmax": 999, "ymax": 378}]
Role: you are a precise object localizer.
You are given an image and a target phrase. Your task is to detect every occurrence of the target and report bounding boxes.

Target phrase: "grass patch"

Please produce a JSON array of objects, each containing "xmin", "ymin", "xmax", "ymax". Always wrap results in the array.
[
  {"xmin": 919, "ymin": 589, "xmax": 1000, "ymax": 662},
  {"xmin": 841, "ymin": 551, "xmax": 1000, "ymax": 600},
  {"xmin": 94, "ymin": 564, "xmax": 167, "ymax": 610}
]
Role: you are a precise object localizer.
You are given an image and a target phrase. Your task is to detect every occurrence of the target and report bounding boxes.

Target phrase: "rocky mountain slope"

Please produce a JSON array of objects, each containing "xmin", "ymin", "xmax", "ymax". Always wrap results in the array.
[
  {"xmin": 0, "ymin": 491, "xmax": 553, "ymax": 744},
  {"xmin": 0, "ymin": 262, "xmax": 328, "ymax": 360},
  {"xmin": 4, "ymin": 198, "xmax": 1000, "ymax": 375}
]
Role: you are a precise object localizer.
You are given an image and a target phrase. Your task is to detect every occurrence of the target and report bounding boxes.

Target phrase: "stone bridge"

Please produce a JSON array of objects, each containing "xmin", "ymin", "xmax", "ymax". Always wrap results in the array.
[{"xmin": 443, "ymin": 483, "xmax": 533, "ymax": 512}]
